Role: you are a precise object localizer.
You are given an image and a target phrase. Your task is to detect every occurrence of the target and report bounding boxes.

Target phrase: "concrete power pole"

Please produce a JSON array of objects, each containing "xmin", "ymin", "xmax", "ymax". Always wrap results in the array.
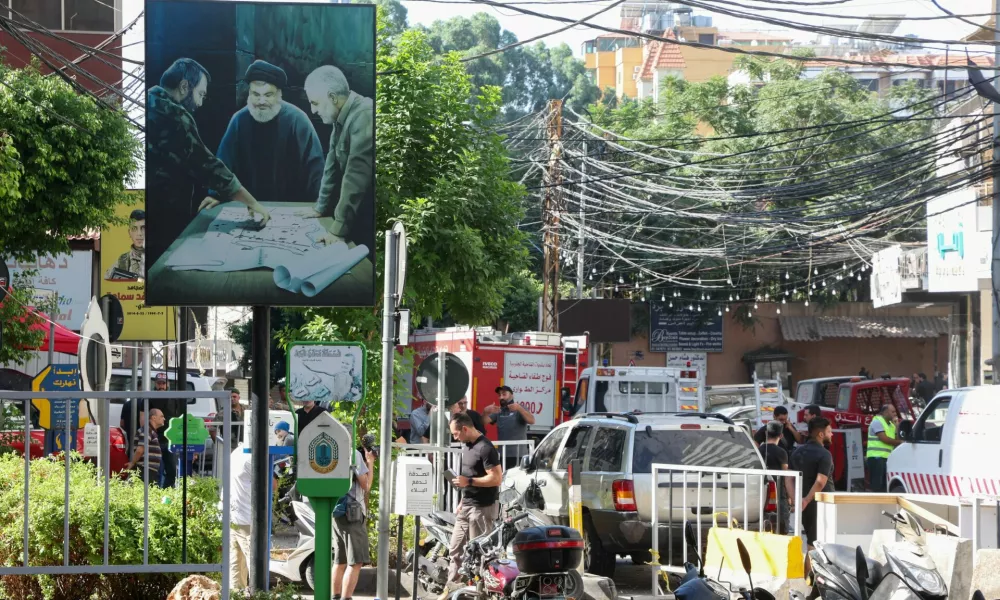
[
  {"xmin": 541, "ymin": 99, "xmax": 563, "ymax": 332},
  {"xmin": 993, "ymin": 0, "xmax": 1000, "ymax": 383},
  {"xmin": 577, "ymin": 141, "xmax": 586, "ymax": 299}
]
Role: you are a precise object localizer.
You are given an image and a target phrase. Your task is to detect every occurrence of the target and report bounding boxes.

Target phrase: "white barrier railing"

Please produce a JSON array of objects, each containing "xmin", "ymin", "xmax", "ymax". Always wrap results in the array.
[
  {"xmin": 650, "ymin": 462, "xmax": 803, "ymax": 595},
  {"xmin": 0, "ymin": 390, "xmax": 233, "ymax": 599}
]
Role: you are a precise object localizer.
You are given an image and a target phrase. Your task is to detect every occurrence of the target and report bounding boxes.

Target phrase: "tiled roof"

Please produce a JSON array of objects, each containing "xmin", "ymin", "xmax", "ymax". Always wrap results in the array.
[
  {"xmin": 637, "ymin": 38, "xmax": 686, "ymax": 81},
  {"xmin": 779, "ymin": 316, "xmax": 950, "ymax": 342},
  {"xmin": 803, "ymin": 54, "xmax": 995, "ymax": 69}
]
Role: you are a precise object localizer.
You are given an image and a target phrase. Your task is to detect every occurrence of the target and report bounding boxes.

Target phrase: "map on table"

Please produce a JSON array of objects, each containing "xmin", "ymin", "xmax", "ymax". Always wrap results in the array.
[
  {"xmin": 288, "ymin": 343, "xmax": 365, "ymax": 403},
  {"xmin": 164, "ymin": 204, "xmax": 369, "ymax": 297}
]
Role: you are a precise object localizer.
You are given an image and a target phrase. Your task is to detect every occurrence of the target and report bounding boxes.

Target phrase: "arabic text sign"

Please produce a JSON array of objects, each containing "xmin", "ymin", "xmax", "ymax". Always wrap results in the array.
[
  {"xmin": 649, "ymin": 305, "xmax": 724, "ymax": 353},
  {"xmin": 393, "ymin": 455, "xmax": 434, "ymax": 516},
  {"xmin": 99, "ymin": 193, "xmax": 176, "ymax": 340},
  {"xmin": 666, "ymin": 352, "xmax": 707, "ymax": 372},
  {"xmin": 288, "ymin": 343, "xmax": 365, "ymax": 404},
  {"xmin": 503, "ymin": 353, "xmax": 557, "ymax": 428},
  {"xmin": 31, "ymin": 364, "xmax": 83, "ymax": 430},
  {"xmin": 7, "ymin": 252, "xmax": 92, "ymax": 328},
  {"xmin": 871, "ymin": 245, "xmax": 903, "ymax": 309}
]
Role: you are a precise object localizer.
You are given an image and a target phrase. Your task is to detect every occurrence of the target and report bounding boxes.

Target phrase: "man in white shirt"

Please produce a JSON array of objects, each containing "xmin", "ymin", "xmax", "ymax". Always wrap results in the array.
[{"xmin": 229, "ymin": 443, "xmax": 277, "ymax": 592}]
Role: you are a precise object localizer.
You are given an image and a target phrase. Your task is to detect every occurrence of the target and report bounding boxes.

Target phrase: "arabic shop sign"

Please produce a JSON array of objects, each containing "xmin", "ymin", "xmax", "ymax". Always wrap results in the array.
[
  {"xmin": 31, "ymin": 364, "xmax": 84, "ymax": 430},
  {"xmin": 6, "ymin": 252, "xmax": 93, "ymax": 328},
  {"xmin": 649, "ymin": 304, "xmax": 724, "ymax": 353}
]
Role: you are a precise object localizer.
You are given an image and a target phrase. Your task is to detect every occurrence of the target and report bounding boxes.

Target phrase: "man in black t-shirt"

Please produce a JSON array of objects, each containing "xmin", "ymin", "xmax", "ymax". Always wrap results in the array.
[
  {"xmin": 450, "ymin": 396, "xmax": 486, "ymax": 436},
  {"xmin": 295, "ymin": 400, "xmax": 325, "ymax": 436},
  {"xmin": 758, "ymin": 421, "xmax": 791, "ymax": 534},
  {"xmin": 444, "ymin": 412, "xmax": 502, "ymax": 592},
  {"xmin": 790, "ymin": 417, "xmax": 835, "ymax": 549},
  {"xmin": 753, "ymin": 406, "xmax": 803, "ymax": 452}
]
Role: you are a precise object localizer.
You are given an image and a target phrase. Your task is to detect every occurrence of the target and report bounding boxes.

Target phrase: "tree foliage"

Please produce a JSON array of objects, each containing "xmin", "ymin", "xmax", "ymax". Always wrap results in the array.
[
  {"xmin": 584, "ymin": 57, "xmax": 936, "ymax": 303},
  {"xmin": 0, "ymin": 63, "xmax": 140, "ymax": 260},
  {"xmin": 418, "ymin": 13, "xmax": 600, "ymax": 118}
]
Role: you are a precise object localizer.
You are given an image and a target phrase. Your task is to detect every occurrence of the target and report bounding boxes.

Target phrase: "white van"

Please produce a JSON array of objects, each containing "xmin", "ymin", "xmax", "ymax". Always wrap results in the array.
[
  {"xmin": 571, "ymin": 365, "xmax": 705, "ymax": 416},
  {"xmin": 886, "ymin": 386, "xmax": 1000, "ymax": 496}
]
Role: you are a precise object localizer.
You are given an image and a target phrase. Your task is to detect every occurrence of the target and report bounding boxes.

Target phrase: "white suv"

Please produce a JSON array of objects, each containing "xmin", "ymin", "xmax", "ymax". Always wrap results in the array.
[
  {"xmin": 101, "ymin": 369, "xmax": 227, "ymax": 460},
  {"xmin": 501, "ymin": 412, "xmax": 764, "ymax": 577}
]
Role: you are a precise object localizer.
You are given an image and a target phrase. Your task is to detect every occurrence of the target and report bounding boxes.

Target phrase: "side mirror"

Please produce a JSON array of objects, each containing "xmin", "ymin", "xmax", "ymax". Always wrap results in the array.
[
  {"xmin": 897, "ymin": 420, "xmax": 913, "ymax": 440},
  {"xmin": 855, "ymin": 546, "xmax": 869, "ymax": 600},
  {"xmin": 736, "ymin": 538, "xmax": 752, "ymax": 575},
  {"xmin": 560, "ymin": 388, "xmax": 573, "ymax": 413},
  {"xmin": 520, "ymin": 455, "xmax": 533, "ymax": 470}
]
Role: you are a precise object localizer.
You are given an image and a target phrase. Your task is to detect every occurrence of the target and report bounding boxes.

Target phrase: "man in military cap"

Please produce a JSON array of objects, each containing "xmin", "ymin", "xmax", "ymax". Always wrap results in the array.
[
  {"xmin": 203, "ymin": 60, "xmax": 325, "ymax": 207},
  {"xmin": 146, "ymin": 57, "xmax": 270, "ymax": 266}
]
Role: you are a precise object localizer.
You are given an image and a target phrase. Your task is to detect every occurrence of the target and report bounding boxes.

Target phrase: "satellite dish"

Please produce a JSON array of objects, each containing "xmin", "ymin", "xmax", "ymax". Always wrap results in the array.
[
  {"xmin": 99, "ymin": 294, "xmax": 124, "ymax": 343},
  {"xmin": 79, "ymin": 297, "xmax": 112, "ymax": 425},
  {"xmin": 415, "ymin": 353, "xmax": 469, "ymax": 408}
]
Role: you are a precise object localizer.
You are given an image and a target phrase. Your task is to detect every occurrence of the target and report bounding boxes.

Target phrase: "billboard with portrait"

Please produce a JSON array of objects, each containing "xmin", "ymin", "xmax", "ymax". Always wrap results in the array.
[
  {"xmin": 144, "ymin": 0, "xmax": 376, "ymax": 307},
  {"xmin": 99, "ymin": 191, "xmax": 177, "ymax": 340}
]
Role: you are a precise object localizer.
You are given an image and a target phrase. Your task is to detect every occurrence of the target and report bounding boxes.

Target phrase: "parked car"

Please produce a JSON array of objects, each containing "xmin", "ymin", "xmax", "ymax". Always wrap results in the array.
[
  {"xmin": 501, "ymin": 412, "xmax": 765, "ymax": 577},
  {"xmin": 795, "ymin": 377, "xmax": 914, "ymax": 489},
  {"xmin": 102, "ymin": 369, "xmax": 227, "ymax": 471},
  {"xmin": 887, "ymin": 386, "xmax": 998, "ymax": 496},
  {"xmin": 1, "ymin": 426, "xmax": 129, "ymax": 474}
]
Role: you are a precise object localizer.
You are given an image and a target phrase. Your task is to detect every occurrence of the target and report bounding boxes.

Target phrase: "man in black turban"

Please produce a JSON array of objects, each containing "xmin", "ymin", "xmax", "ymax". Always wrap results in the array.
[{"xmin": 202, "ymin": 60, "xmax": 325, "ymax": 209}]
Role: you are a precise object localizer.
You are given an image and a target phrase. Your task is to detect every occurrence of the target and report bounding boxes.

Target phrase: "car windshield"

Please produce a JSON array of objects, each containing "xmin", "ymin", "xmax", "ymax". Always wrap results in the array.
[{"xmin": 632, "ymin": 429, "xmax": 761, "ymax": 473}]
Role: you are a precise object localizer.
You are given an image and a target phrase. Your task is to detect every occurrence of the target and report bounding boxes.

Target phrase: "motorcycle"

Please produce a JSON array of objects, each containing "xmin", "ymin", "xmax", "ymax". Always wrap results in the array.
[
  {"xmin": 403, "ymin": 508, "xmax": 458, "ymax": 595},
  {"xmin": 807, "ymin": 509, "xmax": 947, "ymax": 600},
  {"xmin": 448, "ymin": 484, "xmax": 583, "ymax": 600}
]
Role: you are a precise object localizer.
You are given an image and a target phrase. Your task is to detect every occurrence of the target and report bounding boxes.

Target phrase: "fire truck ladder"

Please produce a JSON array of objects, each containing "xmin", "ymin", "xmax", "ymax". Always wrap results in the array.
[
  {"xmin": 562, "ymin": 338, "xmax": 581, "ymax": 399},
  {"xmin": 753, "ymin": 372, "xmax": 785, "ymax": 429}
]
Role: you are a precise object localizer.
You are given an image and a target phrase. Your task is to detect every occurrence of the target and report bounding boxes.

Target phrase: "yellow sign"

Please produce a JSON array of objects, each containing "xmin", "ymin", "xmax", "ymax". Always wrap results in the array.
[
  {"xmin": 99, "ymin": 191, "xmax": 175, "ymax": 341},
  {"xmin": 31, "ymin": 365, "xmax": 88, "ymax": 430}
]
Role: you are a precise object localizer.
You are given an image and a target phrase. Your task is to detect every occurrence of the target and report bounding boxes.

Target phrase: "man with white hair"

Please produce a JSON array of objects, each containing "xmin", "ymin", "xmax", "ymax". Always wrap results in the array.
[
  {"xmin": 300, "ymin": 65, "xmax": 374, "ymax": 250},
  {"xmin": 202, "ymin": 60, "xmax": 325, "ymax": 207}
]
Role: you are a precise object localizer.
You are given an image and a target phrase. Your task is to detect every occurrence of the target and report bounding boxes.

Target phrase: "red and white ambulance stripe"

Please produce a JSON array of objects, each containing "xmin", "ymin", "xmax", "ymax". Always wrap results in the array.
[{"xmin": 888, "ymin": 472, "xmax": 1000, "ymax": 496}]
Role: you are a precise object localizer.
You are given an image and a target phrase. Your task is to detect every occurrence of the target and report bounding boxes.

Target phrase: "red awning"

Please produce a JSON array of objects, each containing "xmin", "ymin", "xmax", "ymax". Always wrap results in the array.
[{"xmin": 16, "ymin": 309, "xmax": 80, "ymax": 355}]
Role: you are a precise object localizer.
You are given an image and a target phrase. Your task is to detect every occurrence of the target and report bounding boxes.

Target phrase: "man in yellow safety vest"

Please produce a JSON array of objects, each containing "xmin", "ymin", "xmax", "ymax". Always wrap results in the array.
[{"xmin": 867, "ymin": 403, "xmax": 903, "ymax": 492}]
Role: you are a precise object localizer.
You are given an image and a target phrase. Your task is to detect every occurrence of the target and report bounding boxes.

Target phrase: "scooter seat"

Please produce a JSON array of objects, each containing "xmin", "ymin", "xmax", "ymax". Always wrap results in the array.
[
  {"xmin": 431, "ymin": 511, "xmax": 456, "ymax": 526},
  {"xmin": 822, "ymin": 544, "xmax": 884, "ymax": 587}
]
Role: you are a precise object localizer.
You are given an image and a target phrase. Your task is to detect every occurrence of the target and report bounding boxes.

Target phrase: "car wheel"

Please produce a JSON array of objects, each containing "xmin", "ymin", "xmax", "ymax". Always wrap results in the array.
[
  {"xmin": 583, "ymin": 516, "xmax": 616, "ymax": 577},
  {"xmin": 303, "ymin": 556, "xmax": 316, "ymax": 591}
]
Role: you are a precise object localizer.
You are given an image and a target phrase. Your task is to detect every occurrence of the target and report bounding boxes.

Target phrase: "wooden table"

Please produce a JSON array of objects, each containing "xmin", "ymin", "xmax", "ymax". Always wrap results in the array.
[{"xmin": 147, "ymin": 202, "xmax": 375, "ymax": 306}]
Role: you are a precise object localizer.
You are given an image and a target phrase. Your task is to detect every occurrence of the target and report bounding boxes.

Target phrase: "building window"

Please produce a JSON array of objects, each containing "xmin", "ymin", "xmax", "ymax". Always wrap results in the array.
[
  {"xmin": 7, "ymin": 0, "xmax": 114, "ymax": 32},
  {"xmin": 856, "ymin": 78, "xmax": 878, "ymax": 92},
  {"xmin": 10, "ymin": 0, "xmax": 62, "ymax": 29},
  {"xmin": 698, "ymin": 33, "xmax": 715, "ymax": 45}
]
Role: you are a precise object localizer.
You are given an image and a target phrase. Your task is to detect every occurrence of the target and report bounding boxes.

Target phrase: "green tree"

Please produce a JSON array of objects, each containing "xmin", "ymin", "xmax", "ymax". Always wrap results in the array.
[
  {"xmin": 0, "ymin": 63, "xmax": 139, "ymax": 364},
  {"xmin": 419, "ymin": 13, "xmax": 599, "ymax": 117},
  {"xmin": 0, "ymin": 63, "xmax": 140, "ymax": 260},
  {"xmin": 577, "ymin": 57, "xmax": 935, "ymax": 303}
]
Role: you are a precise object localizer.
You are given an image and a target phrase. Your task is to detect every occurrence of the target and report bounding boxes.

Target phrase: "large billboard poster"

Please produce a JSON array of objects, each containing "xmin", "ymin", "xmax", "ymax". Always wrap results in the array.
[
  {"xmin": 6, "ymin": 252, "xmax": 92, "ymax": 328},
  {"xmin": 144, "ymin": 0, "xmax": 376, "ymax": 307},
  {"xmin": 99, "ymin": 191, "xmax": 177, "ymax": 341}
]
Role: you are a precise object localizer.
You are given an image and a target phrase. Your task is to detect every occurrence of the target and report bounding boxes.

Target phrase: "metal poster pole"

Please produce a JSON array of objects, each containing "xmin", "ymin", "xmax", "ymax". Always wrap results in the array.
[
  {"xmin": 250, "ymin": 306, "xmax": 271, "ymax": 591},
  {"xmin": 376, "ymin": 229, "xmax": 399, "ymax": 600}
]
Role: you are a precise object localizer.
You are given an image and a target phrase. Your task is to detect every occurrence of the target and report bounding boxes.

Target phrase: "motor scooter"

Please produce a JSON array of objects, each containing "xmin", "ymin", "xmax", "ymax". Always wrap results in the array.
[
  {"xmin": 402, "ymin": 509, "xmax": 458, "ymax": 595},
  {"xmin": 270, "ymin": 500, "xmax": 322, "ymax": 590},
  {"xmin": 807, "ymin": 509, "xmax": 947, "ymax": 600}
]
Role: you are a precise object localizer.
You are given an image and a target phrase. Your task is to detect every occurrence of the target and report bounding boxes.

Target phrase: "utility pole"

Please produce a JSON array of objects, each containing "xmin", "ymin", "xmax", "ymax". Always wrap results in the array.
[
  {"xmin": 541, "ymin": 99, "xmax": 563, "ymax": 332},
  {"xmin": 576, "ymin": 141, "xmax": 586, "ymax": 299},
  {"xmin": 993, "ymin": 0, "xmax": 1000, "ymax": 383}
]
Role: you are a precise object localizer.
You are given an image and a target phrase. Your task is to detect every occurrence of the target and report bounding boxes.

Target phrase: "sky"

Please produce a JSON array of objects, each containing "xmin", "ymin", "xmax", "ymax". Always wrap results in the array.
[{"xmin": 398, "ymin": 0, "xmax": 993, "ymax": 58}]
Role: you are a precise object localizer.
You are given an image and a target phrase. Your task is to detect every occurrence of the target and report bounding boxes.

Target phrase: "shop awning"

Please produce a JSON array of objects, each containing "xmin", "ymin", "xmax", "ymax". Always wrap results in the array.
[{"xmin": 779, "ymin": 316, "xmax": 949, "ymax": 342}]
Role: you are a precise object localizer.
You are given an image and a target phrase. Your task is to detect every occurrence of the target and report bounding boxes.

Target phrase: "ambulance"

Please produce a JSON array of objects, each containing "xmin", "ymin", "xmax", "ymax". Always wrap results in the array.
[
  {"xmin": 568, "ymin": 364, "xmax": 706, "ymax": 416},
  {"xmin": 886, "ymin": 386, "xmax": 1000, "ymax": 496}
]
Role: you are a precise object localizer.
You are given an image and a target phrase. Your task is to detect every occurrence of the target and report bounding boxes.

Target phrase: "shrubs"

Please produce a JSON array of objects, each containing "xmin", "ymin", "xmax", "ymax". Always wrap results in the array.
[{"xmin": 0, "ymin": 453, "xmax": 222, "ymax": 600}]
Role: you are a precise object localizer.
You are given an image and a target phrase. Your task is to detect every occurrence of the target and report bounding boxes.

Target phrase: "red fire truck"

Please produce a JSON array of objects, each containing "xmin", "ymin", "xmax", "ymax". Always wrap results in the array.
[{"xmin": 400, "ymin": 327, "xmax": 589, "ymax": 438}]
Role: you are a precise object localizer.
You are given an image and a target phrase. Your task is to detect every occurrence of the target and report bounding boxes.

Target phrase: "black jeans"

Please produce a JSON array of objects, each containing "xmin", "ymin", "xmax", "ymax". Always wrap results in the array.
[{"xmin": 867, "ymin": 456, "xmax": 888, "ymax": 493}]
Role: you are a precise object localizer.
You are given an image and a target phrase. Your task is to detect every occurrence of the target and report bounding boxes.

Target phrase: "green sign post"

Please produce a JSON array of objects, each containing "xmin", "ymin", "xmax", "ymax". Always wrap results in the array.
[{"xmin": 289, "ymin": 341, "xmax": 367, "ymax": 600}]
